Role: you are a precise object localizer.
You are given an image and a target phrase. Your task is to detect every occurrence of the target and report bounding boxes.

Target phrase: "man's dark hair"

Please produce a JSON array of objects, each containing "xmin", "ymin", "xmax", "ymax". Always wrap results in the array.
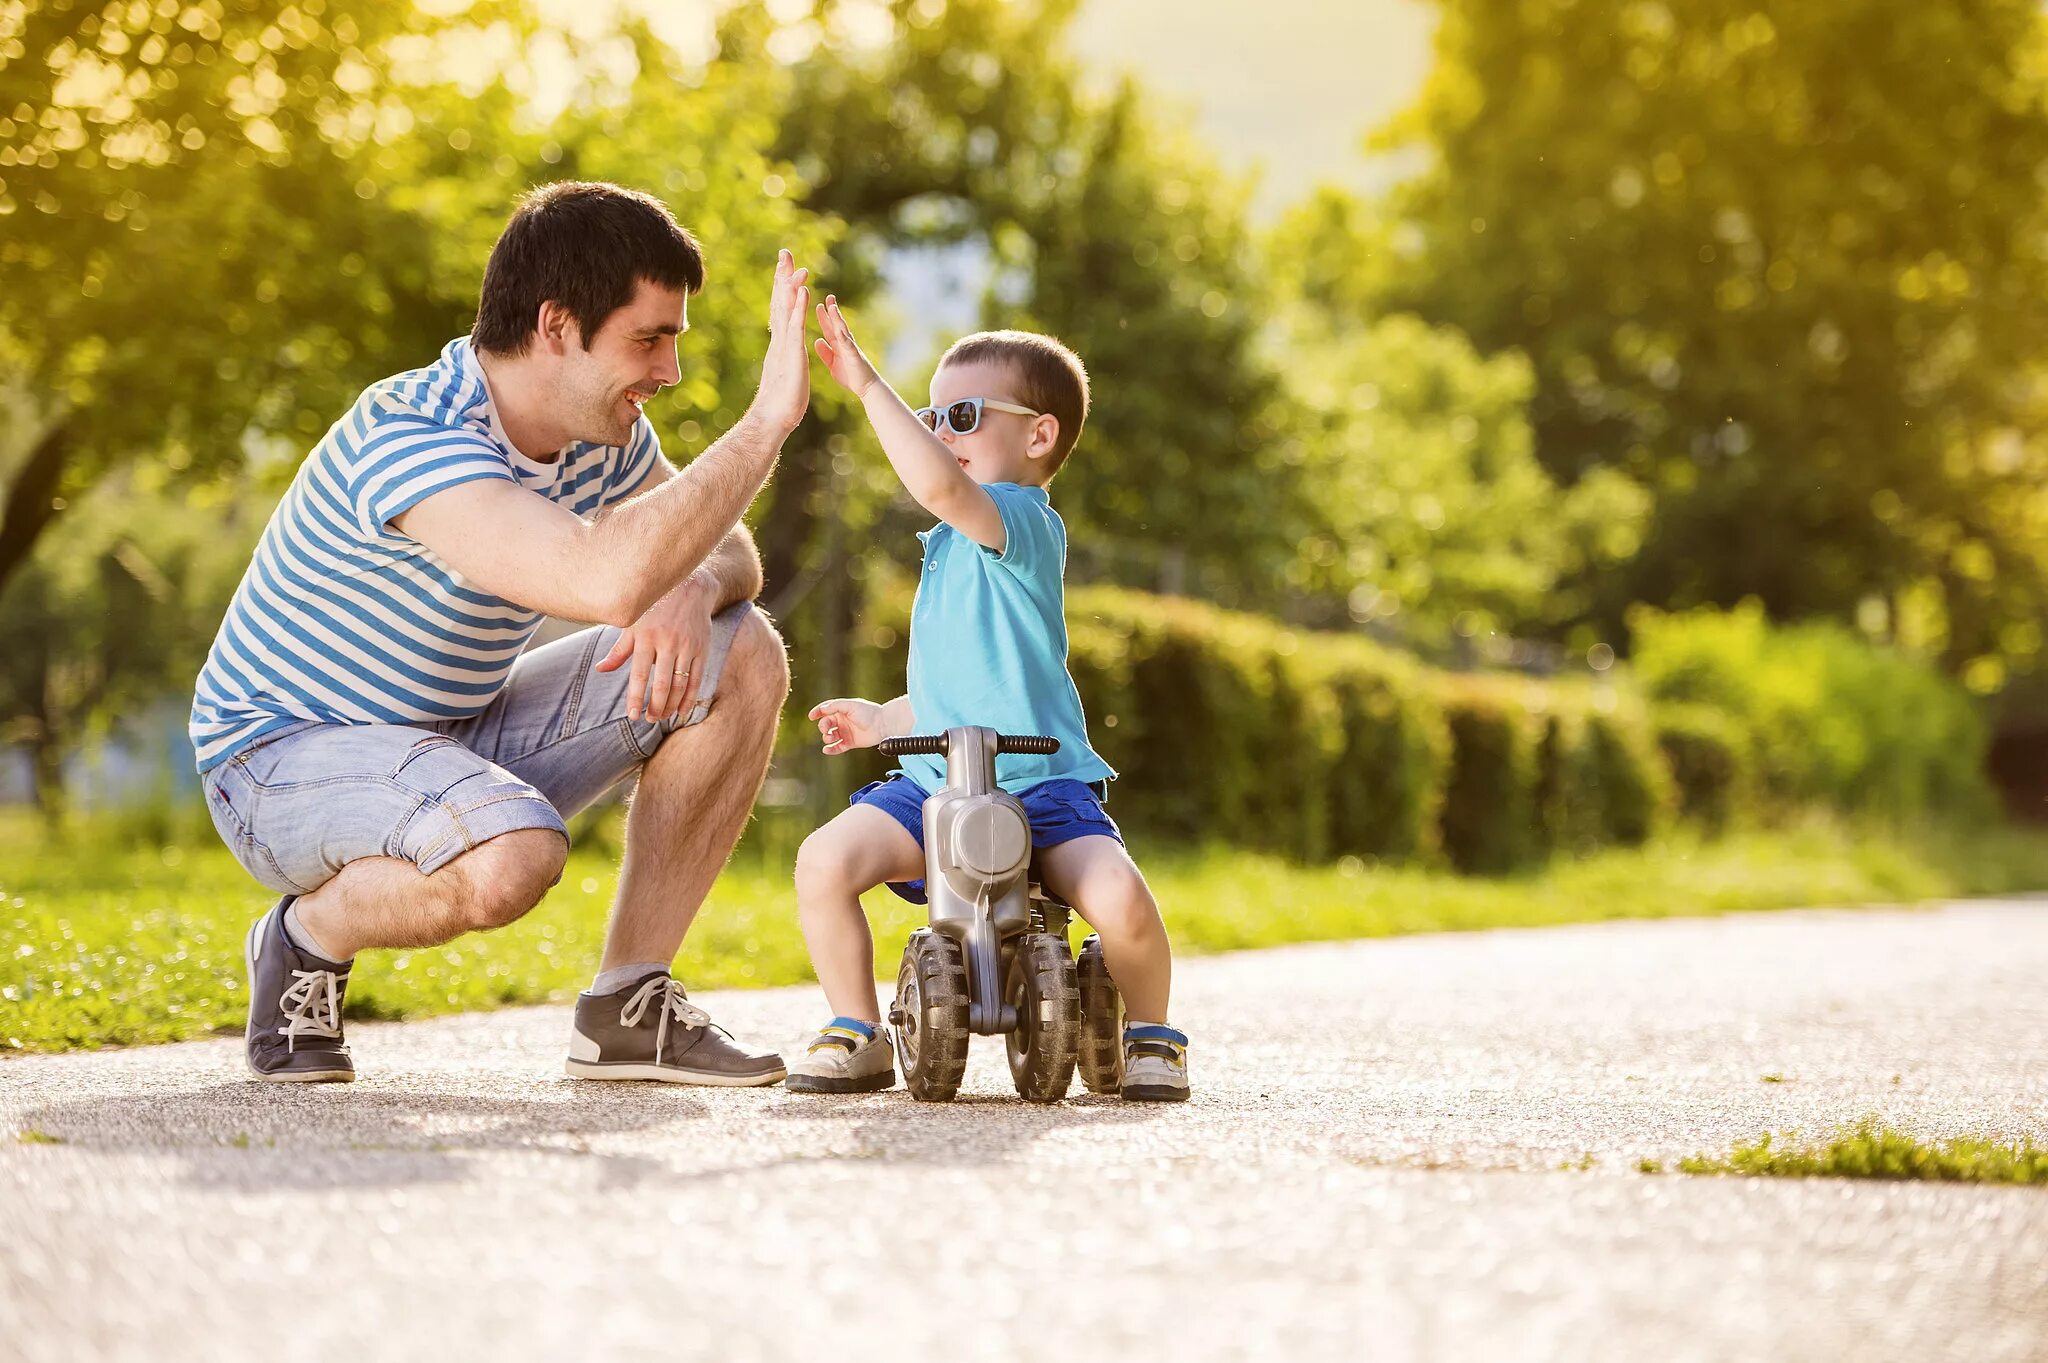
[{"xmin": 472, "ymin": 181, "xmax": 704, "ymax": 356}]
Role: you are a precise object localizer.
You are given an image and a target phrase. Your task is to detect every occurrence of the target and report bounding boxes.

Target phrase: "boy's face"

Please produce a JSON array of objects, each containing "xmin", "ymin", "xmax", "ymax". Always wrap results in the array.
[{"xmin": 928, "ymin": 359, "xmax": 1059, "ymax": 486}]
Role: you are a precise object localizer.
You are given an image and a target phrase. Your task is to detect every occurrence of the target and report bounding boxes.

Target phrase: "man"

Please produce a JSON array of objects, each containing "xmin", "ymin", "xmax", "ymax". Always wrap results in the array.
[{"xmin": 190, "ymin": 181, "xmax": 812, "ymax": 1085}]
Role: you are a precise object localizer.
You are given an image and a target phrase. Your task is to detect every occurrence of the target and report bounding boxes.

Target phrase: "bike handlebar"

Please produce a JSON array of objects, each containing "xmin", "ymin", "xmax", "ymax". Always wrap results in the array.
[{"xmin": 876, "ymin": 733, "xmax": 1061, "ymax": 756}]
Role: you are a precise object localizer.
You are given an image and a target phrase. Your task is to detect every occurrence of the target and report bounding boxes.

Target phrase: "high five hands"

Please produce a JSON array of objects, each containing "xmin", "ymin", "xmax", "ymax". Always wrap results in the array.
[{"xmin": 749, "ymin": 248, "xmax": 813, "ymax": 438}]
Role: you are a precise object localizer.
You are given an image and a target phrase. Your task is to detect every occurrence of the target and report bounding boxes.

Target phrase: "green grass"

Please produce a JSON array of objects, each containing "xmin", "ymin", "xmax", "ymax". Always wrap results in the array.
[
  {"xmin": 1678, "ymin": 1119, "xmax": 2048, "ymax": 1185},
  {"xmin": 3, "ymin": 810, "xmax": 2047, "ymax": 1054}
]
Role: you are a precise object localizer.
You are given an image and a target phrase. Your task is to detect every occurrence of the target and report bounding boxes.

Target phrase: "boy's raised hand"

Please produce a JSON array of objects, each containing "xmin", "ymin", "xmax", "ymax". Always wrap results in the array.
[
  {"xmin": 808, "ymin": 697, "xmax": 886, "ymax": 755},
  {"xmin": 813, "ymin": 295, "xmax": 880, "ymax": 400}
]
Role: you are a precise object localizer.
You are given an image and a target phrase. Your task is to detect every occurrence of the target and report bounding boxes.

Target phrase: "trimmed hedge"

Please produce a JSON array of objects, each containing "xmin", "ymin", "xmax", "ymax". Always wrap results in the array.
[
  {"xmin": 1629, "ymin": 601, "xmax": 1992, "ymax": 821},
  {"xmin": 1653, "ymin": 703, "xmax": 1750, "ymax": 831},
  {"xmin": 835, "ymin": 586, "xmax": 1987, "ymax": 873}
]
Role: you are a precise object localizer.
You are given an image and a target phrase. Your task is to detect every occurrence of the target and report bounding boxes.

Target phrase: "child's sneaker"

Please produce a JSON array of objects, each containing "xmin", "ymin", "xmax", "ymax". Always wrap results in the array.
[
  {"xmin": 784, "ymin": 1017, "xmax": 896, "ymax": 1094},
  {"xmin": 1120, "ymin": 1023, "xmax": 1190, "ymax": 1102}
]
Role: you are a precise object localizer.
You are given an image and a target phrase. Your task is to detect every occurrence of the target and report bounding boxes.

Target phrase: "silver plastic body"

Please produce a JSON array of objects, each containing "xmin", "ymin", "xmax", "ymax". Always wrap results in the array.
[{"xmin": 919, "ymin": 726, "xmax": 1031, "ymax": 1033}]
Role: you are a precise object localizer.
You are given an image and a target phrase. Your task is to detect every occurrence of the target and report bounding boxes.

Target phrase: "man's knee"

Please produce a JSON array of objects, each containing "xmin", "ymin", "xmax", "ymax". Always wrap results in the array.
[
  {"xmin": 723, "ymin": 607, "xmax": 791, "ymax": 707},
  {"xmin": 445, "ymin": 828, "xmax": 567, "ymax": 932}
]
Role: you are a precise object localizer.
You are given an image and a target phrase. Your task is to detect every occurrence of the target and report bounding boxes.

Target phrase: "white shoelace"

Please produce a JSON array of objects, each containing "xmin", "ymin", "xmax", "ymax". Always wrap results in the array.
[
  {"xmin": 618, "ymin": 976, "xmax": 712, "ymax": 1060},
  {"xmin": 275, "ymin": 968, "xmax": 343, "ymax": 1052}
]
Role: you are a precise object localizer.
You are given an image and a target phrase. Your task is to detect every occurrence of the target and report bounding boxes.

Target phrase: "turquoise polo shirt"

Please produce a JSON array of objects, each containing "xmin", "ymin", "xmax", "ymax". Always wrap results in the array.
[{"xmin": 898, "ymin": 482, "xmax": 1117, "ymax": 795}]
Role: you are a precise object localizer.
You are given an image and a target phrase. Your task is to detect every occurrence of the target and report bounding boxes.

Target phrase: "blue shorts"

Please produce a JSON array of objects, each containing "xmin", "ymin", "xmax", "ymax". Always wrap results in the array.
[{"xmin": 850, "ymin": 775, "xmax": 1122, "ymax": 904}]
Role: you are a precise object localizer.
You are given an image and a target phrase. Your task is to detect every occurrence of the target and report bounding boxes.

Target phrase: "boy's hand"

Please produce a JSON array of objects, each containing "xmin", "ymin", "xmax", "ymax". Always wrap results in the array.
[
  {"xmin": 812, "ymin": 295, "xmax": 880, "ymax": 400},
  {"xmin": 808, "ymin": 697, "xmax": 887, "ymax": 754}
]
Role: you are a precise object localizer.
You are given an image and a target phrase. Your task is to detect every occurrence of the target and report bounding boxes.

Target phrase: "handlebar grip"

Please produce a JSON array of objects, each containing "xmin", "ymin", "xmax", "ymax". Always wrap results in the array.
[
  {"xmin": 874, "ymin": 733, "xmax": 1063, "ymax": 756},
  {"xmin": 877, "ymin": 735, "xmax": 949, "ymax": 755}
]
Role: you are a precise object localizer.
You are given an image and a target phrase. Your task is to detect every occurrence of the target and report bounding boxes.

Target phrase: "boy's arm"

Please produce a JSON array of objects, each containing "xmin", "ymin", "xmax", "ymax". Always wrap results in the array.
[
  {"xmin": 813, "ymin": 296, "xmax": 1005, "ymax": 552},
  {"xmin": 879, "ymin": 694, "xmax": 916, "ymax": 738},
  {"xmin": 858, "ymin": 386, "xmax": 1006, "ymax": 552}
]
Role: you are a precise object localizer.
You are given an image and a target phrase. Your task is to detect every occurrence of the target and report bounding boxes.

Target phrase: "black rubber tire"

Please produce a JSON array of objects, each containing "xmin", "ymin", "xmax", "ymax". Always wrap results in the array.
[
  {"xmin": 1005, "ymin": 932, "xmax": 1080, "ymax": 1103},
  {"xmin": 1075, "ymin": 934, "xmax": 1125, "ymax": 1095},
  {"xmin": 894, "ymin": 930, "xmax": 970, "ymax": 1103}
]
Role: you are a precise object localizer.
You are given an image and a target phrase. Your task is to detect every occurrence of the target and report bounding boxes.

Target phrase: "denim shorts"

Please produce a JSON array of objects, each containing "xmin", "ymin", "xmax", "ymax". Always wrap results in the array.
[
  {"xmin": 200, "ymin": 603, "xmax": 755, "ymax": 895},
  {"xmin": 850, "ymin": 774, "xmax": 1121, "ymax": 904}
]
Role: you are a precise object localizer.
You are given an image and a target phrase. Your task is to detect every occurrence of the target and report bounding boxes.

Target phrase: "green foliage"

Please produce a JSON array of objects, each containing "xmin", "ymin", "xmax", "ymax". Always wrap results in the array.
[
  {"xmin": 1434, "ymin": 678, "xmax": 1541, "ymax": 873},
  {"xmin": 767, "ymin": 0, "xmax": 1295, "ymax": 606},
  {"xmin": 1533, "ymin": 688, "xmax": 1675, "ymax": 856},
  {"xmin": 0, "ymin": 469, "xmax": 262, "ymax": 816},
  {"xmin": 1630, "ymin": 601, "xmax": 1993, "ymax": 819},
  {"xmin": 1652, "ymin": 703, "xmax": 1751, "ymax": 831},
  {"xmin": 1367, "ymin": 0, "xmax": 2048, "ymax": 683},
  {"xmin": 0, "ymin": 0, "xmax": 545, "ymax": 587},
  {"xmin": 1680, "ymin": 1119, "xmax": 2048, "ymax": 1185},
  {"xmin": 7, "ymin": 808, "xmax": 2044, "ymax": 1053},
  {"xmin": 1264, "ymin": 236, "xmax": 1652, "ymax": 642}
]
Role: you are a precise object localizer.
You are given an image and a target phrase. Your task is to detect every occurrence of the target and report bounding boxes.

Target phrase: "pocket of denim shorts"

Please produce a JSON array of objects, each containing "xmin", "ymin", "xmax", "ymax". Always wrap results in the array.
[
  {"xmin": 389, "ymin": 735, "xmax": 482, "ymax": 799},
  {"xmin": 203, "ymin": 768, "xmax": 298, "ymax": 892}
]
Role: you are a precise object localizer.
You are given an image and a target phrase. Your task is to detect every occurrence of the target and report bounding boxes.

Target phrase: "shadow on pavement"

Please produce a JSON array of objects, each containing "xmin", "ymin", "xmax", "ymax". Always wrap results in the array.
[{"xmin": 14, "ymin": 1081, "xmax": 704, "ymax": 1190}]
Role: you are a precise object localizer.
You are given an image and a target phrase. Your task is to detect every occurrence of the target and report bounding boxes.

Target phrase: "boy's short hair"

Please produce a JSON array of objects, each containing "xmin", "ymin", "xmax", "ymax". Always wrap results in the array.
[
  {"xmin": 938, "ymin": 330, "xmax": 1090, "ymax": 477},
  {"xmin": 473, "ymin": 181, "xmax": 705, "ymax": 356}
]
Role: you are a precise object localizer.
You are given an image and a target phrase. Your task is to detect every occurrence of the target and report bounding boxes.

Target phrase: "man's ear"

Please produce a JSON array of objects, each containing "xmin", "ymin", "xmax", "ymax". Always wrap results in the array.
[{"xmin": 535, "ymin": 299, "xmax": 576, "ymax": 355}]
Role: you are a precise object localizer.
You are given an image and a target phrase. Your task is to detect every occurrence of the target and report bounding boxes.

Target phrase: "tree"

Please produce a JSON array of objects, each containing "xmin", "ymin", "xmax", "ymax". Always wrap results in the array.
[
  {"xmin": 760, "ymin": 0, "xmax": 1298, "ymax": 606},
  {"xmin": 0, "ymin": 466, "xmax": 257, "ymax": 821},
  {"xmin": 1364, "ymin": 0, "xmax": 2048, "ymax": 682},
  {"xmin": 0, "ymin": 0, "xmax": 536, "ymax": 598}
]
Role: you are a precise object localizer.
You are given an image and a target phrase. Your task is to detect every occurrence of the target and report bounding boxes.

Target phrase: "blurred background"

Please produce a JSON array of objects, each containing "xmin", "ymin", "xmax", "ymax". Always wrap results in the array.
[{"xmin": 3, "ymin": 0, "xmax": 2045, "ymax": 870}]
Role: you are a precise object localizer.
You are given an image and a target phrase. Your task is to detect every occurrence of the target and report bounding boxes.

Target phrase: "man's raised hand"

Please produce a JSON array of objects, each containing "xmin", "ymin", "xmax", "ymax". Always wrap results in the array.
[{"xmin": 749, "ymin": 248, "xmax": 812, "ymax": 438}]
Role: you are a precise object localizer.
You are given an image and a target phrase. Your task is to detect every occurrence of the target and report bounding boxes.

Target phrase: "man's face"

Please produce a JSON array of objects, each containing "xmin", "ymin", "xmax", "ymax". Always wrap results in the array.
[{"xmin": 558, "ymin": 278, "xmax": 688, "ymax": 448}]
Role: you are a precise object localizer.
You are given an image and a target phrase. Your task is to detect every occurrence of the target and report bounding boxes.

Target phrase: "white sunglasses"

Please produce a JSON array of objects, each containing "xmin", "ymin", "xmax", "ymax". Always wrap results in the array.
[{"xmin": 913, "ymin": 396, "xmax": 1042, "ymax": 436}]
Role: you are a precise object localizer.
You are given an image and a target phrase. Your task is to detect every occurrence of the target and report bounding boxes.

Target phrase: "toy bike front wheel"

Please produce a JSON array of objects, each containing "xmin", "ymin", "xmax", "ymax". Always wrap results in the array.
[
  {"xmin": 894, "ymin": 930, "xmax": 970, "ymax": 1102},
  {"xmin": 1004, "ymin": 932, "xmax": 1080, "ymax": 1103}
]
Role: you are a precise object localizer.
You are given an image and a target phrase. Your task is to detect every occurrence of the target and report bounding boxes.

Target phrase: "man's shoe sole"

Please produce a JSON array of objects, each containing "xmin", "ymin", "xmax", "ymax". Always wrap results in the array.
[
  {"xmin": 1121, "ymin": 1084, "xmax": 1190, "ymax": 1102},
  {"xmin": 563, "ymin": 1059, "xmax": 787, "ymax": 1086},
  {"xmin": 245, "ymin": 911, "xmax": 353, "ymax": 1083},
  {"xmin": 784, "ymin": 1068, "xmax": 897, "ymax": 1094},
  {"xmin": 246, "ymin": 1062, "xmax": 355, "ymax": 1083}
]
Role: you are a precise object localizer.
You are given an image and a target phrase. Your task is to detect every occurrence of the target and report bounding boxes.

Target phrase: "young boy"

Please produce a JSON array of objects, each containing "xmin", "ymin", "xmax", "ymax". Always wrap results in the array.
[{"xmin": 784, "ymin": 301, "xmax": 1189, "ymax": 1102}]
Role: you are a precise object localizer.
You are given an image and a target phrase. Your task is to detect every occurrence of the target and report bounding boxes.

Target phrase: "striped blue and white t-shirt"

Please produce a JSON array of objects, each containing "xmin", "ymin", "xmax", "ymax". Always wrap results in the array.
[{"xmin": 189, "ymin": 335, "xmax": 662, "ymax": 773}]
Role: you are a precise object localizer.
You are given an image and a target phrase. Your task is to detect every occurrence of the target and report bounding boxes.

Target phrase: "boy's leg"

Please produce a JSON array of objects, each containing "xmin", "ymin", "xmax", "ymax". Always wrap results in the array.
[
  {"xmin": 1037, "ymin": 835, "xmax": 1188, "ymax": 1101},
  {"xmin": 1034, "ymin": 835, "xmax": 1172, "ymax": 1025},
  {"xmin": 793, "ymin": 805, "xmax": 925, "ymax": 1023}
]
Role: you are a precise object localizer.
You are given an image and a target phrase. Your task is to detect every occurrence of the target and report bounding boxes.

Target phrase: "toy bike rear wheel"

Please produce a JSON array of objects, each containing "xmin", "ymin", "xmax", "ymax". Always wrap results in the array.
[
  {"xmin": 895, "ymin": 930, "xmax": 970, "ymax": 1102},
  {"xmin": 1004, "ymin": 932, "xmax": 1079, "ymax": 1103},
  {"xmin": 1075, "ymin": 934, "xmax": 1125, "ymax": 1094}
]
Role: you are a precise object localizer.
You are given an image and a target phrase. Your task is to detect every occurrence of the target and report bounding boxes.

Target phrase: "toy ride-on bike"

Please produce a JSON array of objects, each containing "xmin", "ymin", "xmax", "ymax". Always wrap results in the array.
[{"xmin": 877, "ymin": 726, "xmax": 1126, "ymax": 1103}]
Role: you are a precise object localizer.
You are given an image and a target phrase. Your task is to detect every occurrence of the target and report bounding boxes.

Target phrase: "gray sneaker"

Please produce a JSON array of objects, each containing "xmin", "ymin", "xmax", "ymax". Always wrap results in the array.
[
  {"xmin": 244, "ymin": 898, "xmax": 355, "ymax": 1083},
  {"xmin": 565, "ymin": 972, "xmax": 787, "ymax": 1086}
]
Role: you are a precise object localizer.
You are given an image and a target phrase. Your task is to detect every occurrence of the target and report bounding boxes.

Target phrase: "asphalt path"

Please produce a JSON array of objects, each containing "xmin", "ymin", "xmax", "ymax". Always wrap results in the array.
[{"xmin": 3, "ymin": 900, "xmax": 2046, "ymax": 1362}]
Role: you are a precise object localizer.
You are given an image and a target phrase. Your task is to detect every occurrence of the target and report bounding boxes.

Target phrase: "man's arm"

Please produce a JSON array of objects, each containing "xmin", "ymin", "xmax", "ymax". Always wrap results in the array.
[
  {"xmin": 391, "ymin": 252, "xmax": 811, "ymax": 625},
  {"xmin": 605, "ymin": 456, "xmax": 765, "ymax": 612},
  {"xmin": 688, "ymin": 522, "xmax": 765, "ymax": 609}
]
